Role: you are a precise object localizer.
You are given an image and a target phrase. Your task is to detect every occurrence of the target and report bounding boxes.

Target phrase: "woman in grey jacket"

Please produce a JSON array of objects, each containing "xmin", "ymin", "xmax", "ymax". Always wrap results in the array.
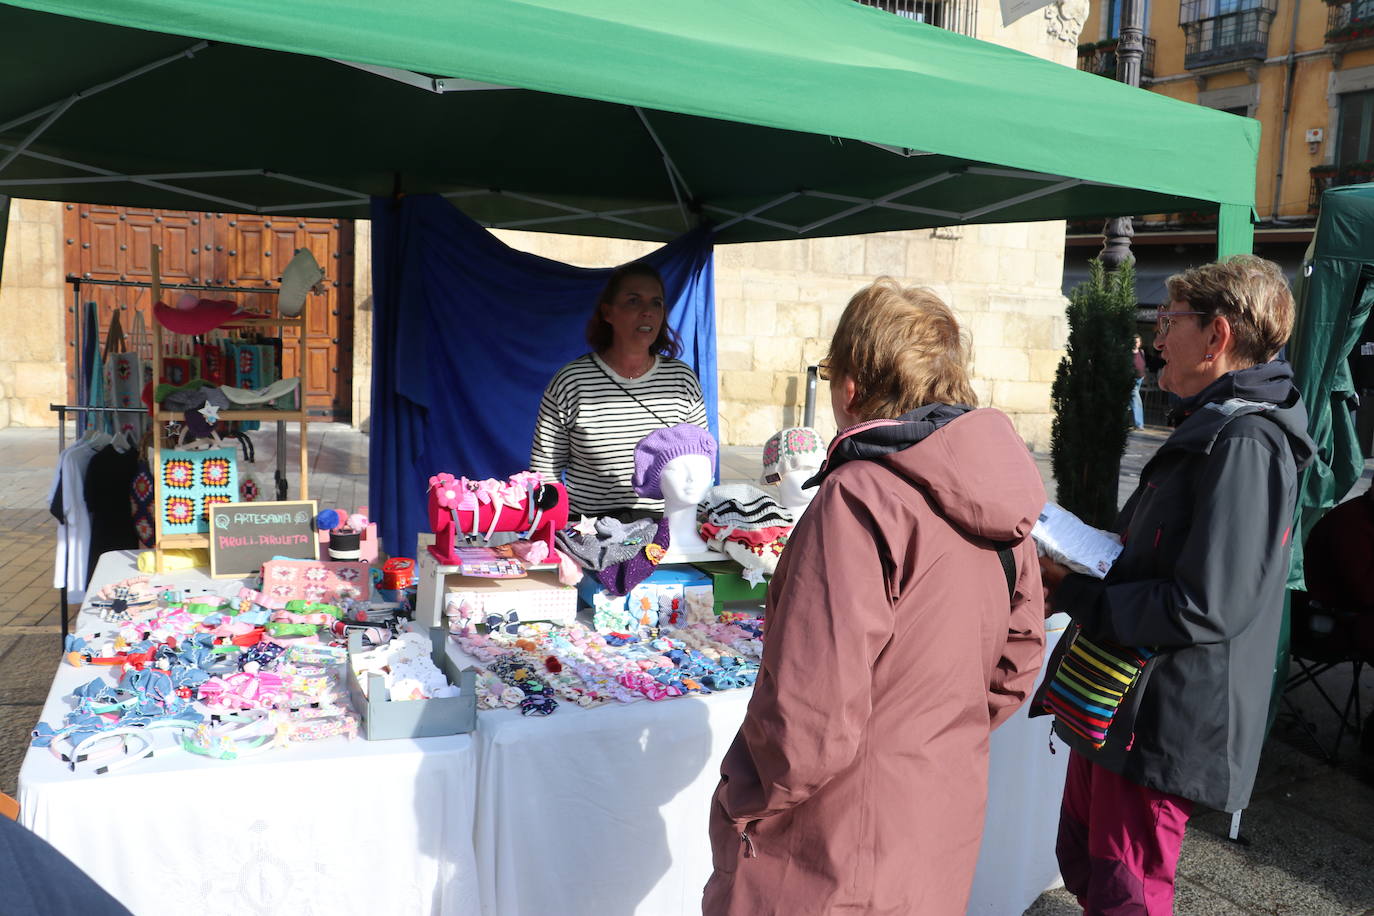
[{"xmin": 1039, "ymin": 255, "xmax": 1315, "ymax": 916}]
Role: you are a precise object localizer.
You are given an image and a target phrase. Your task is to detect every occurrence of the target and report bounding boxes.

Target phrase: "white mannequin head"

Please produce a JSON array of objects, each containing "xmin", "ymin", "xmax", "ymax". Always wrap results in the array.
[
  {"xmin": 776, "ymin": 468, "xmax": 816, "ymax": 514},
  {"xmin": 760, "ymin": 427, "xmax": 825, "ymax": 518},
  {"xmin": 660, "ymin": 453, "xmax": 713, "ymax": 556},
  {"xmin": 660, "ymin": 453, "xmax": 713, "ymax": 510}
]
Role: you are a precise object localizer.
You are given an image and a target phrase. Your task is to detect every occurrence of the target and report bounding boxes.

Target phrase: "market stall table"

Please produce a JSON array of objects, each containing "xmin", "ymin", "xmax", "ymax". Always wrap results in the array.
[
  {"xmin": 18, "ymin": 550, "xmax": 481, "ymax": 916},
  {"xmin": 451, "ymin": 615, "xmax": 1071, "ymax": 916}
]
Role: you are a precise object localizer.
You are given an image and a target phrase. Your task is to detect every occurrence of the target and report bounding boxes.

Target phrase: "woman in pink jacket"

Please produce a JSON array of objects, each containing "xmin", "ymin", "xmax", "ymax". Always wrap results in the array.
[{"xmin": 703, "ymin": 278, "xmax": 1047, "ymax": 915}]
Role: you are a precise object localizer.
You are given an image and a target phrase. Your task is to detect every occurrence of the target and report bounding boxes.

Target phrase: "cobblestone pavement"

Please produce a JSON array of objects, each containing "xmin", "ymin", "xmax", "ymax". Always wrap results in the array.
[{"xmin": 1, "ymin": 423, "xmax": 1371, "ymax": 915}]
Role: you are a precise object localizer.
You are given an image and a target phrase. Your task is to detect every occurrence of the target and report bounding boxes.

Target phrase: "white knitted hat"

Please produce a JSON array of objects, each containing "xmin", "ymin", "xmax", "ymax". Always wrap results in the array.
[{"xmin": 759, "ymin": 427, "xmax": 826, "ymax": 485}]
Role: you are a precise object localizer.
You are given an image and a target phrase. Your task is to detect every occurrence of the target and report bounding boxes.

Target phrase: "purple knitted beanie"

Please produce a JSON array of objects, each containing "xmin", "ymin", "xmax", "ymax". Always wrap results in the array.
[
  {"xmin": 596, "ymin": 519, "xmax": 672, "ymax": 596},
  {"xmin": 632, "ymin": 424, "xmax": 717, "ymax": 499}
]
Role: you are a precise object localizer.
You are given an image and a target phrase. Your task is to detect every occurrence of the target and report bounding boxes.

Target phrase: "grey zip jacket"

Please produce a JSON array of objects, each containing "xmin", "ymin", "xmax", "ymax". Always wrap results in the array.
[{"xmin": 1036, "ymin": 360, "xmax": 1315, "ymax": 812}]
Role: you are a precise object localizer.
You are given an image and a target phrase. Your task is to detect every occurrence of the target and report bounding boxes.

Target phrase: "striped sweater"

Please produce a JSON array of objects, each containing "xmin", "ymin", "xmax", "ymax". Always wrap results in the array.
[{"xmin": 530, "ymin": 353, "xmax": 708, "ymax": 517}]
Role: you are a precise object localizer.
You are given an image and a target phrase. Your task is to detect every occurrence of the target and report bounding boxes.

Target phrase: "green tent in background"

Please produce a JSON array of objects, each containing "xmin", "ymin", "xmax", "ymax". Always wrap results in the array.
[
  {"xmin": 0, "ymin": 0, "xmax": 1259, "ymax": 249},
  {"xmin": 1288, "ymin": 184, "xmax": 1374, "ymax": 583},
  {"xmin": 1261, "ymin": 184, "xmax": 1374, "ymax": 730}
]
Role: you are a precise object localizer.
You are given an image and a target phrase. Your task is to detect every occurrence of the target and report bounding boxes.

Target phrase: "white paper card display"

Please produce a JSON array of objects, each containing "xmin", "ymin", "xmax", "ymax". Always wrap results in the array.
[{"xmin": 1031, "ymin": 502, "xmax": 1123, "ymax": 579}]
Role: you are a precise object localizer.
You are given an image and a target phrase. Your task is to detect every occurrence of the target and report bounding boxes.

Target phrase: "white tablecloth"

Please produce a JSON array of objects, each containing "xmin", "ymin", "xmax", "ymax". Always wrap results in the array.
[
  {"xmin": 19, "ymin": 550, "xmax": 481, "ymax": 916},
  {"xmin": 968, "ymin": 613, "xmax": 1071, "ymax": 914},
  {"xmin": 453, "ymin": 616, "xmax": 1071, "ymax": 916}
]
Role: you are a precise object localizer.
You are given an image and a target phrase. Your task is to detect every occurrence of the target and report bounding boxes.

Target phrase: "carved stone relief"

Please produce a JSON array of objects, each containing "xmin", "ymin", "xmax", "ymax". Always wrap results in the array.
[{"xmin": 1045, "ymin": 0, "xmax": 1088, "ymax": 44}]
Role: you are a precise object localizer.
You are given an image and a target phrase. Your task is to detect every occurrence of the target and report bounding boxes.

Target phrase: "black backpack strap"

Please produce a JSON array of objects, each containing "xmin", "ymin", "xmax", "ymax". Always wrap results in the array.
[{"xmin": 996, "ymin": 546, "xmax": 1016, "ymax": 602}]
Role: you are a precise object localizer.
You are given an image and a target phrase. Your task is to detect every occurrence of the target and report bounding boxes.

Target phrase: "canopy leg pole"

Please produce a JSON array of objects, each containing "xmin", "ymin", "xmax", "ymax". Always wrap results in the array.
[{"xmin": 1217, "ymin": 204, "xmax": 1255, "ymax": 257}]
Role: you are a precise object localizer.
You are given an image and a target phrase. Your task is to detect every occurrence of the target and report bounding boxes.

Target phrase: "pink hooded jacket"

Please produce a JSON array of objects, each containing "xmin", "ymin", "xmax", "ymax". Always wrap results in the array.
[{"xmin": 703, "ymin": 406, "xmax": 1046, "ymax": 915}]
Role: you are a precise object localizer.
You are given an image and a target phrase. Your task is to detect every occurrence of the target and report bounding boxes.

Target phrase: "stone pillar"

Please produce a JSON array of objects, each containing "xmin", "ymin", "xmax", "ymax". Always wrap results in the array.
[
  {"xmin": 352, "ymin": 219, "xmax": 373, "ymax": 432},
  {"xmin": 0, "ymin": 199, "xmax": 66, "ymax": 427}
]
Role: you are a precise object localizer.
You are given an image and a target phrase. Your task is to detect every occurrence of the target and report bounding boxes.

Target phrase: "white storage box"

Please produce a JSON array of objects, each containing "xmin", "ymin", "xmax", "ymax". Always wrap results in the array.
[{"xmin": 443, "ymin": 568, "xmax": 578, "ymax": 630}]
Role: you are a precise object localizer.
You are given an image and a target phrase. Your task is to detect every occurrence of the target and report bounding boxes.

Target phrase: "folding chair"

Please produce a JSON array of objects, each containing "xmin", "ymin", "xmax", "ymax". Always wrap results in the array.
[{"xmin": 1282, "ymin": 592, "xmax": 1369, "ymax": 762}]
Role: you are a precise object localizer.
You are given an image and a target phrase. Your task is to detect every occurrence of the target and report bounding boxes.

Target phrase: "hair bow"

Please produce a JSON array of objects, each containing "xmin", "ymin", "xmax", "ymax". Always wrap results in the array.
[{"xmin": 484, "ymin": 611, "xmax": 521, "ymax": 635}]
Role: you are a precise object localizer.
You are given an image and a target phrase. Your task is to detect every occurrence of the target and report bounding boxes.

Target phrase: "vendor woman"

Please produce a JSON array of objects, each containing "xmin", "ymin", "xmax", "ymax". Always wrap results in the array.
[{"xmin": 530, "ymin": 261, "xmax": 708, "ymax": 519}]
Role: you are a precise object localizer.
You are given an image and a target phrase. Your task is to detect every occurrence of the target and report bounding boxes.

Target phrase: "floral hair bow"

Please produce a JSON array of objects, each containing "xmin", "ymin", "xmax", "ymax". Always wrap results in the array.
[
  {"xmin": 71, "ymin": 677, "xmax": 120, "ymax": 703},
  {"xmin": 177, "ymin": 645, "xmax": 217, "ymax": 671},
  {"xmin": 507, "ymin": 470, "xmax": 545, "ymax": 492},
  {"xmin": 238, "ymin": 641, "xmax": 287, "ymax": 671},
  {"xmin": 484, "ymin": 611, "xmax": 521, "ymax": 636},
  {"xmin": 519, "ymin": 695, "xmax": 557, "ymax": 716},
  {"xmin": 31, "ymin": 711, "xmax": 111, "ymax": 748},
  {"xmin": 431, "ymin": 473, "xmax": 480, "ymax": 517},
  {"xmin": 120, "ymin": 668, "xmax": 176, "ymax": 706},
  {"xmin": 702, "ymin": 672, "xmax": 747, "ymax": 691},
  {"xmin": 471, "ymin": 477, "xmax": 504, "ymax": 506}
]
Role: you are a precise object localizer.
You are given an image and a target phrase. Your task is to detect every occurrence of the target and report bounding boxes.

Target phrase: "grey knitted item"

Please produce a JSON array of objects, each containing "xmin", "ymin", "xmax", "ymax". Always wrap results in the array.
[
  {"xmin": 556, "ymin": 516, "xmax": 660, "ymax": 573},
  {"xmin": 162, "ymin": 386, "xmax": 230, "ymax": 413}
]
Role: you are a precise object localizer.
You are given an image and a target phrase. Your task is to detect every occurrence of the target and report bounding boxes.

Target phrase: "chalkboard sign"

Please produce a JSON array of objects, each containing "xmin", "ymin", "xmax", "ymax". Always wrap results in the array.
[{"xmin": 209, "ymin": 500, "xmax": 319, "ymax": 578}]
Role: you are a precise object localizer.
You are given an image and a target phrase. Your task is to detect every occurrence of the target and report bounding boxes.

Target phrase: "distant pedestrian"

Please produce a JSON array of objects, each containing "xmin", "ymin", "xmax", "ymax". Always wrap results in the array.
[
  {"xmin": 1129, "ymin": 334, "xmax": 1147, "ymax": 430},
  {"xmin": 1038, "ymin": 255, "xmax": 1315, "ymax": 915}
]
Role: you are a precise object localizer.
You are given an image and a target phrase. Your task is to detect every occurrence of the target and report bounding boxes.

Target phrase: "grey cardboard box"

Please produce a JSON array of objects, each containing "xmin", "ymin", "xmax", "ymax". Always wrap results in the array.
[{"xmin": 346, "ymin": 627, "xmax": 478, "ymax": 740}]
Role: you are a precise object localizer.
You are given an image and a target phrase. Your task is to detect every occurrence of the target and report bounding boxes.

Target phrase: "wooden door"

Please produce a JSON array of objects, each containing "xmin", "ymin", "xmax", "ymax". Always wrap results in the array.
[
  {"xmin": 224, "ymin": 215, "xmax": 353, "ymax": 418},
  {"xmin": 63, "ymin": 206, "xmax": 354, "ymax": 420}
]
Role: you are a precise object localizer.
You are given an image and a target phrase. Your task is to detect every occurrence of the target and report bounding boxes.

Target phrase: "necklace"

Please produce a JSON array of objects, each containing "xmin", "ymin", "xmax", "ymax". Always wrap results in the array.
[{"xmin": 602, "ymin": 352, "xmax": 654, "ymax": 379}]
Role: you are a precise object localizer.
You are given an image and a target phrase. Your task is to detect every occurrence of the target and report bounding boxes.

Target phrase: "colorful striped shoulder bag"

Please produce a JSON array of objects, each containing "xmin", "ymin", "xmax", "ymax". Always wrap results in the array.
[{"xmin": 1037, "ymin": 625, "xmax": 1156, "ymax": 750}]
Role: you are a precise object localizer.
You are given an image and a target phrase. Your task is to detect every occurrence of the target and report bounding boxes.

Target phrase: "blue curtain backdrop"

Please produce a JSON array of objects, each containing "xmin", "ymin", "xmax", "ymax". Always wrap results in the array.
[{"xmin": 369, "ymin": 195, "xmax": 717, "ymax": 556}]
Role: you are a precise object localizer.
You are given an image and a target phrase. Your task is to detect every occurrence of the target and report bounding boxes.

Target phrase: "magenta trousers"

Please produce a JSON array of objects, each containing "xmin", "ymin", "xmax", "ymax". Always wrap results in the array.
[{"xmin": 1056, "ymin": 749, "xmax": 1194, "ymax": 916}]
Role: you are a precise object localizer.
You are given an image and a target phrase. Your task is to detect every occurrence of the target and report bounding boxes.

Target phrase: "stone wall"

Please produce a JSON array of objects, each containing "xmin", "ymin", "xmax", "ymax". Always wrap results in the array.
[
  {"xmin": 708, "ymin": 224, "xmax": 1069, "ymax": 449},
  {"xmin": 0, "ymin": 199, "xmax": 66, "ymax": 427},
  {"xmin": 400, "ymin": 220, "xmax": 1071, "ymax": 452}
]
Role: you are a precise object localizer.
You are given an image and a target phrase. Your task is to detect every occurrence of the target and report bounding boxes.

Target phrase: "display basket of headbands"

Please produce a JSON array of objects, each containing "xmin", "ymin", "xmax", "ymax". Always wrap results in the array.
[
  {"xmin": 345, "ymin": 627, "xmax": 477, "ymax": 740},
  {"xmin": 426, "ymin": 471, "xmax": 568, "ymax": 563}
]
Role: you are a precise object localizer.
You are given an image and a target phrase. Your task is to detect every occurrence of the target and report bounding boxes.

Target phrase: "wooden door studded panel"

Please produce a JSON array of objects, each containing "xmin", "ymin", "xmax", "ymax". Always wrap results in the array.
[{"xmin": 63, "ymin": 205, "xmax": 355, "ymax": 420}]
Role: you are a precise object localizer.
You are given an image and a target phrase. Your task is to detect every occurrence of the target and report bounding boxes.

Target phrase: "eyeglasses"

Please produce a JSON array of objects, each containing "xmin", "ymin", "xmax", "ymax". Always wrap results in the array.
[
  {"xmin": 817, "ymin": 359, "xmax": 833, "ymax": 381},
  {"xmin": 1154, "ymin": 310, "xmax": 1210, "ymax": 336}
]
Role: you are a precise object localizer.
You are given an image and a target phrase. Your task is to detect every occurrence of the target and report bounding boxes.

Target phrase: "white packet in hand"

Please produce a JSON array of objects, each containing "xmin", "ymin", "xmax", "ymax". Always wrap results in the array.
[{"xmin": 1032, "ymin": 502, "xmax": 1122, "ymax": 579}]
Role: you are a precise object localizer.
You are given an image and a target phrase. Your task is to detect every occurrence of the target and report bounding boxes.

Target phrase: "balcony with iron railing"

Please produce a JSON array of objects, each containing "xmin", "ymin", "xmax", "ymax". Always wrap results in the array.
[
  {"xmin": 1310, "ymin": 162, "xmax": 1374, "ymax": 210},
  {"xmin": 1076, "ymin": 37, "xmax": 1158, "ymax": 81},
  {"xmin": 1179, "ymin": 0, "xmax": 1277, "ymax": 69},
  {"xmin": 1326, "ymin": 0, "xmax": 1374, "ymax": 44},
  {"xmin": 855, "ymin": 0, "xmax": 977, "ymax": 36}
]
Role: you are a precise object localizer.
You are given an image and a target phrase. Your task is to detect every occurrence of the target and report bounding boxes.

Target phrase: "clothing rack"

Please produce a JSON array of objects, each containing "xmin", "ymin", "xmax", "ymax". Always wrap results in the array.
[
  {"xmin": 48, "ymin": 404, "xmax": 148, "ymax": 648},
  {"xmin": 65, "ymin": 268, "xmax": 299, "ymax": 495},
  {"xmin": 50, "ymin": 404, "xmax": 145, "ymax": 454},
  {"xmin": 65, "ymin": 276, "xmax": 280, "ymax": 423}
]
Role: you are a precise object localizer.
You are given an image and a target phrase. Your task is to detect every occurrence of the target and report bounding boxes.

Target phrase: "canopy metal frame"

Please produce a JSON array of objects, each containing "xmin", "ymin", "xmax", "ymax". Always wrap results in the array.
[{"xmin": 0, "ymin": 44, "xmax": 1127, "ymax": 240}]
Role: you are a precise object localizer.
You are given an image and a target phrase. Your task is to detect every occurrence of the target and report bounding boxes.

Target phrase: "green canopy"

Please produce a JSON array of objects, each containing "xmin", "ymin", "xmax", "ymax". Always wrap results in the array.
[
  {"xmin": 0, "ymin": 0, "xmax": 1258, "ymax": 246},
  {"xmin": 1287, "ymin": 183, "xmax": 1374, "ymax": 586},
  {"xmin": 1261, "ymin": 184, "xmax": 1374, "ymax": 731}
]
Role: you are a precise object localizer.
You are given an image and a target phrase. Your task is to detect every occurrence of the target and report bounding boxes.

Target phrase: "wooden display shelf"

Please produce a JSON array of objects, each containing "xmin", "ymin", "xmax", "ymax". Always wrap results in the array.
[
  {"xmin": 220, "ymin": 317, "xmax": 304, "ymax": 328},
  {"xmin": 154, "ymin": 409, "xmax": 309, "ymax": 422},
  {"xmin": 158, "ymin": 533, "xmax": 211, "ymax": 548},
  {"xmin": 148, "ymin": 244, "xmax": 312, "ymax": 573}
]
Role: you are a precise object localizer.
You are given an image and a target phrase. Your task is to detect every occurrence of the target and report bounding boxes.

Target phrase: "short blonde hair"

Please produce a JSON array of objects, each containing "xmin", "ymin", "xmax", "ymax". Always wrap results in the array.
[
  {"xmin": 1164, "ymin": 255, "xmax": 1294, "ymax": 366},
  {"xmin": 826, "ymin": 278, "xmax": 977, "ymax": 422}
]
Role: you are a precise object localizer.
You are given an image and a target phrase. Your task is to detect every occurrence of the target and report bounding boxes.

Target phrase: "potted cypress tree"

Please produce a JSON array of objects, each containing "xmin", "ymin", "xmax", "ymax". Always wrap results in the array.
[{"xmin": 1050, "ymin": 258, "xmax": 1139, "ymax": 529}]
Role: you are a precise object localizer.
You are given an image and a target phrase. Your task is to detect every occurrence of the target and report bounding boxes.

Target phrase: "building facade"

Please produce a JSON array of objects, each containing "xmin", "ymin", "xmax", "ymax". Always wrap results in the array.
[
  {"xmin": 1069, "ymin": 0, "xmax": 1374, "ymax": 285},
  {"xmin": 1066, "ymin": 0, "xmax": 1371, "ymax": 421}
]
